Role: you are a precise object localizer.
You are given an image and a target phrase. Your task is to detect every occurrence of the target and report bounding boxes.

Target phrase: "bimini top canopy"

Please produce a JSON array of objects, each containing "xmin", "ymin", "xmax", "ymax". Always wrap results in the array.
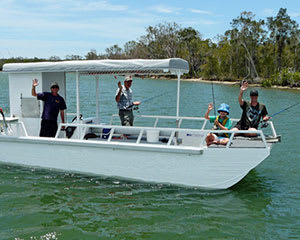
[{"xmin": 3, "ymin": 58, "xmax": 189, "ymax": 75}]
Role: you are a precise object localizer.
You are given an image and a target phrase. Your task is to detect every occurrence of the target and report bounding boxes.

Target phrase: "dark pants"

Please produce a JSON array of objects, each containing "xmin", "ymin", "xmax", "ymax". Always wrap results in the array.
[
  {"xmin": 119, "ymin": 110, "xmax": 134, "ymax": 126},
  {"xmin": 40, "ymin": 119, "xmax": 58, "ymax": 137}
]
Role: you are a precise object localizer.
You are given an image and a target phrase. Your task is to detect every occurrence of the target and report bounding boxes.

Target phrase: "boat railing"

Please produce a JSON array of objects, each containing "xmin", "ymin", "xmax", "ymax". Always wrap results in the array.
[
  {"xmin": 109, "ymin": 114, "xmax": 278, "ymax": 138},
  {"xmin": 55, "ymin": 122, "xmax": 274, "ymax": 149},
  {"xmin": 109, "ymin": 114, "xmax": 210, "ymax": 129},
  {"xmin": 0, "ymin": 117, "xmax": 28, "ymax": 137}
]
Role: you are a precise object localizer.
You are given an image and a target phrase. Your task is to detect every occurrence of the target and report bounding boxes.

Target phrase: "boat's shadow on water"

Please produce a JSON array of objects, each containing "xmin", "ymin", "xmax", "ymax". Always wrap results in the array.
[
  {"xmin": 0, "ymin": 162, "xmax": 273, "ymax": 194},
  {"xmin": 231, "ymin": 169, "xmax": 273, "ymax": 193}
]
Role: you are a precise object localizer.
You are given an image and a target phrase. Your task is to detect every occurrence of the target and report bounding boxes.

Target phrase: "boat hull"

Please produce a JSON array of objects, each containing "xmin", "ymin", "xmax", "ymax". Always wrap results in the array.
[{"xmin": 0, "ymin": 136, "xmax": 270, "ymax": 189}]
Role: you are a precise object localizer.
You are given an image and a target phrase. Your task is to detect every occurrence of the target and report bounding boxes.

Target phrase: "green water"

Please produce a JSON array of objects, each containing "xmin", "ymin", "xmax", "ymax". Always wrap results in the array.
[{"xmin": 0, "ymin": 73, "xmax": 300, "ymax": 239}]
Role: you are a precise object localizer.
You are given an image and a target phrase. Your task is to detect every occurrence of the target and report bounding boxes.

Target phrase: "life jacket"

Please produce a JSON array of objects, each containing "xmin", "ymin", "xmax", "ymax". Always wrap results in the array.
[{"xmin": 213, "ymin": 115, "xmax": 229, "ymax": 137}]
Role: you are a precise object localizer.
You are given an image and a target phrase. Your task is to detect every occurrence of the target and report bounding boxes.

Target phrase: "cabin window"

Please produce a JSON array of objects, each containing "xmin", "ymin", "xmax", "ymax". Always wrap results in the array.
[{"xmin": 21, "ymin": 97, "xmax": 40, "ymax": 118}]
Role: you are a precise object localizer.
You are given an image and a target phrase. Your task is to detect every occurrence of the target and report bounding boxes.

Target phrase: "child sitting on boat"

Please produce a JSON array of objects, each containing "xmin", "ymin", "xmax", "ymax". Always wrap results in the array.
[{"xmin": 204, "ymin": 103, "xmax": 232, "ymax": 146}]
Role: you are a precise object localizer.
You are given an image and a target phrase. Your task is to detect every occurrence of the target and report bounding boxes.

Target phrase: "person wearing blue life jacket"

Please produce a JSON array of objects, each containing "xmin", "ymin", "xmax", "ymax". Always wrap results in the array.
[{"xmin": 204, "ymin": 103, "xmax": 232, "ymax": 146}]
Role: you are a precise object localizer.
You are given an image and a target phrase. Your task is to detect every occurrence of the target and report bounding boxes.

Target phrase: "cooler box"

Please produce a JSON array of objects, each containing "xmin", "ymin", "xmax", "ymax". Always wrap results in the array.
[{"xmin": 179, "ymin": 132, "xmax": 205, "ymax": 147}]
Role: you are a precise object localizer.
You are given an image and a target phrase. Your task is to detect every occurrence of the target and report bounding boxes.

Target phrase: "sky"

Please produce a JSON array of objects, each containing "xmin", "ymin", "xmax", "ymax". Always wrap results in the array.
[{"xmin": 1, "ymin": 0, "xmax": 300, "ymax": 58}]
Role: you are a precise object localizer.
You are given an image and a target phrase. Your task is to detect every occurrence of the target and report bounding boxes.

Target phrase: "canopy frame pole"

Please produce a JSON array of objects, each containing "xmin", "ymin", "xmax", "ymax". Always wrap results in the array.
[
  {"xmin": 176, "ymin": 71, "xmax": 182, "ymax": 128},
  {"xmin": 95, "ymin": 75, "xmax": 100, "ymax": 123},
  {"xmin": 76, "ymin": 71, "xmax": 80, "ymax": 123}
]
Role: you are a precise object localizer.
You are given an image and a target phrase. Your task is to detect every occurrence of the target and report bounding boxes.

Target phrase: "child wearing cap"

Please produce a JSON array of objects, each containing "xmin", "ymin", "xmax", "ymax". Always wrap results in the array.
[{"xmin": 204, "ymin": 103, "xmax": 232, "ymax": 146}]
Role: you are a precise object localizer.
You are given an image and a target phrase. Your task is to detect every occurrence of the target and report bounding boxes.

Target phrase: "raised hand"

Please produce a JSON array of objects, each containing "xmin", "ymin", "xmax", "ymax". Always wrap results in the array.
[
  {"xmin": 240, "ymin": 80, "xmax": 248, "ymax": 92},
  {"xmin": 32, "ymin": 79, "xmax": 39, "ymax": 87},
  {"xmin": 118, "ymin": 81, "xmax": 122, "ymax": 90},
  {"xmin": 208, "ymin": 103, "xmax": 214, "ymax": 111}
]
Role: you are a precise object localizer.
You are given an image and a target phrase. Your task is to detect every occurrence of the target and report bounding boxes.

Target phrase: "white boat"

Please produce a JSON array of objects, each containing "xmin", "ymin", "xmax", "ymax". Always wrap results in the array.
[{"xmin": 0, "ymin": 58, "xmax": 280, "ymax": 189}]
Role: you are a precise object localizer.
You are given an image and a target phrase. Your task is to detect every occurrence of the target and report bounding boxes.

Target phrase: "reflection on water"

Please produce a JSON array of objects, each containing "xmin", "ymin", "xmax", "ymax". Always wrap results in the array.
[
  {"xmin": 0, "ymin": 73, "xmax": 300, "ymax": 239},
  {"xmin": 0, "ymin": 164, "xmax": 285, "ymax": 239}
]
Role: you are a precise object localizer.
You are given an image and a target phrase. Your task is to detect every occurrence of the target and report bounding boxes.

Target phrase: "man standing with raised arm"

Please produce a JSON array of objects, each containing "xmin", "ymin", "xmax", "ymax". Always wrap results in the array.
[
  {"xmin": 32, "ymin": 79, "xmax": 67, "ymax": 137},
  {"xmin": 115, "ymin": 76, "xmax": 140, "ymax": 126},
  {"xmin": 231, "ymin": 81, "xmax": 270, "ymax": 136}
]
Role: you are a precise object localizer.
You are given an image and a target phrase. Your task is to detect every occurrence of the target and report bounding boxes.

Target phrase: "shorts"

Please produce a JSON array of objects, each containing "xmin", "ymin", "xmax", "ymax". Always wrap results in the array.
[
  {"xmin": 40, "ymin": 119, "xmax": 58, "ymax": 137},
  {"xmin": 234, "ymin": 121, "xmax": 257, "ymax": 130},
  {"xmin": 119, "ymin": 109, "xmax": 134, "ymax": 126},
  {"xmin": 210, "ymin": 133, "xmax": 227, "ymax": 141}
]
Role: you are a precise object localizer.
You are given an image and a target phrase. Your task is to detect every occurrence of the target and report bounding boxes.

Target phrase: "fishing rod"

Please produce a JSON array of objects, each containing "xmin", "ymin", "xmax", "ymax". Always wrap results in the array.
[
  {"xmin": 269, "ymin": 102, "xmax": 300, "ymax": 118},
  {"xmin": 260, "ymin": 101, "xmax": 300, "ymax": 128},
  {"xmin": 97, "ymin": 91, "xmax": 171, "ymax": 115},
  {"xmin": 128, "ymin": 91, "xmax": 171, "ymax": 110},
  {"xmin": 211, "ymin": 81, "xmax": 217, "ymax": 116}
]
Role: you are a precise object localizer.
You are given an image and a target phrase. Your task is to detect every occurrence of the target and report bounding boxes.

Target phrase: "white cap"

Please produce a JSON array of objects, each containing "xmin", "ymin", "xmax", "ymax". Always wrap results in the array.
[{"xmin": 124, "ymin": 75, "xmax": 133, "ymax": 81}]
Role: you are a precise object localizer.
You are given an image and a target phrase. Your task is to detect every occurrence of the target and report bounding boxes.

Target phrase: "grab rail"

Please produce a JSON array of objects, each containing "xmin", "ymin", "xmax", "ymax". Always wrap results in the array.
[
  {"xmin": 109, "ymin": 114, "xmax": 277, "ymax": 138},
  {"xmin": 56, "ymin": 122, "xmax": 270, "ymax": 149}
]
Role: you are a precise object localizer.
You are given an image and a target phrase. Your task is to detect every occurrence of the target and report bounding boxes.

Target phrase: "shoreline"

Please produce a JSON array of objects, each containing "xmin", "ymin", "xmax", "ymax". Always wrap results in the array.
[
  {"xmin": 1, "ymin": 70, "xmax": 299, "ymax": 91},
  {"xmin": 155, "ymin": 77, "xmax": 300, "ymax": 91}
]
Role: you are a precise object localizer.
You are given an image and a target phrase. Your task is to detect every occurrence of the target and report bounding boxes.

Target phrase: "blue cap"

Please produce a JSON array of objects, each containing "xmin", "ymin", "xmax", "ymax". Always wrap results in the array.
[{"xmin": 217, "ymin": 103, "xmax": 230, "ymax": 115}]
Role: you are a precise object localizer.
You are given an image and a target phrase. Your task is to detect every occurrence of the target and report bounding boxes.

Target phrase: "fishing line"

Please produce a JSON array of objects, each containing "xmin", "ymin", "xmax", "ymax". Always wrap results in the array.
[
  {"xmin": 260, "ymin": 101, "xmax": 300, "ymax": 128},
  {"xmin": 270, "ymin": 101, "xmax": 300, "ymax": 118},
  {"xmin": 127, "ymin": 91, "xmax": 171, "ymax": 110},
  {"xmin": 211, "ymin": 81, "xmax": 216, "ymax": 116}
]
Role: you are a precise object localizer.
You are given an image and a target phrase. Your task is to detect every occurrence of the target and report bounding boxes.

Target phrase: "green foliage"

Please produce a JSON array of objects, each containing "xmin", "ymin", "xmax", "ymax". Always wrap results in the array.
[
  {"xmin": 2, "ymin": 9, "xmax": 300, "ymax": 88},
  {"xmin": 262, "ymin": 69, "xmax": 300, "ymax": 87}
]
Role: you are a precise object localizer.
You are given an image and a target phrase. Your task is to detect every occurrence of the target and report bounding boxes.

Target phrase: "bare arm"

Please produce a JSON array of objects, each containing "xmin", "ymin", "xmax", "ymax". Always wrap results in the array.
[
  {"xmin": 60, "ymin": 110, "xmax": 65, "ymax": 123},
  {"xmin": 32, "ymin": 79, "xmax": 39, "ymax": 97},
  {"xmin": 59, "ymin": 110, "xmax": 65, "ymax": 130},
  {"xmin": 115, "ymin": 81, "xmax": 123, "ymax": 103},
  {"xmin": 238, "ymin": 90, "xmax": 244, "ymax": 106},
  {"xmin": 215, "ymin": 121, "xmax": 228, "ymax": 130},
  {"xmin": 239, "ymin": 81, "xmax": 248, "ymax": 106},
  {"xmin": 205, "ymin": 103, "xmax": 213, "ymax": 120}
]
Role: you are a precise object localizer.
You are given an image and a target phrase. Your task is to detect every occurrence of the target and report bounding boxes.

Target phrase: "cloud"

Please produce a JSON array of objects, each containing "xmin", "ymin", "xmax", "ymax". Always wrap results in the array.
[
  {"xmin": 151, "ymin": 5, "xmax": 180, "ymax": 14},
  {"xmin": 1, "ymin": 0, "xmax": 128, "ymax": 14},
  {"xmin": 183, "ymin": 20, "xmax": 218, "ymax": 26},
  {"xmin": 189, "ymin": 9, "xmax": 213, "ymax": 15},
  {"xmin": 67, "ymin": 0, "xmax": 128, "ymax": 12},
  {"xmin": 289, "ymin": 12, "xmax": 300, "ymax": 18},
  {"xmin": 0, "ymin": 0, "xmax": 223, "ymax": 58},
  {"xmin": 263, "ymin": 8, "xmax": 275, "ymax": 16}
]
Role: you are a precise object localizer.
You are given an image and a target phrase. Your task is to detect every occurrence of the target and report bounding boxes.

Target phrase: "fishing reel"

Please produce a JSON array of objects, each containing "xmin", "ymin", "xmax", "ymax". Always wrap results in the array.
[{"xmin": 260, "ymin": 121, "xmax": 269, "ymax": 129}]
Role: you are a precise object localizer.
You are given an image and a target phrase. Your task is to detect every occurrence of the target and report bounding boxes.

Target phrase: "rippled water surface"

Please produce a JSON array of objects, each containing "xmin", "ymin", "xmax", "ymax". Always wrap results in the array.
[{"xmin": 0, "ymin": 73, "xmax": 300, "ymax": 239}]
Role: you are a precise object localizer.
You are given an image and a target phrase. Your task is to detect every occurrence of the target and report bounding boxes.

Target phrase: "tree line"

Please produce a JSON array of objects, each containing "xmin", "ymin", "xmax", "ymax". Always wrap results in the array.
[{"xmin": 1, "ymin": 8, "xmax": 300, "ymax": 87}]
